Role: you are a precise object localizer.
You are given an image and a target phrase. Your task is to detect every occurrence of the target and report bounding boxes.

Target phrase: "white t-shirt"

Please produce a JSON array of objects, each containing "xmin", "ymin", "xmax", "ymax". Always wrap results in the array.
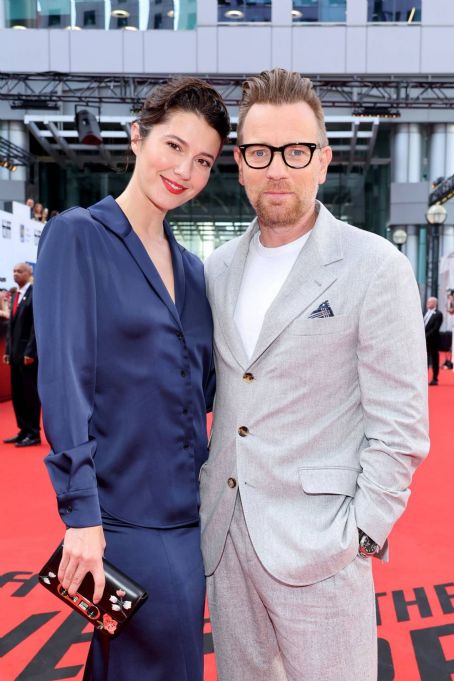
[{"xmin": 234, "ymin": 230, "xmax": 311, "ymax": 360}]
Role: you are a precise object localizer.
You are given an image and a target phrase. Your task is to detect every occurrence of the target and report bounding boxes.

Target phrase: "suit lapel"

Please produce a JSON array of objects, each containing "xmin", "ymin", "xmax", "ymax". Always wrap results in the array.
[
  {"xmin": 249, "ymin": 204, "xmax": 343, "ymax": 365},
  {"xmin": 213, "ymin": 203, "xmax": 344, "ymax": 369},
  {"xmin": 89, "ymin": 196, "xmax": 183, "ymax": 328},
  {"xmin": 12, "ymin": 287, "xmax": 31, "ymax": 327},
  {"xmin": 249, "ymin": 235, "xmax": 337, "ymax": 365},
  {"xmin": 212, "ymin": 221, "xmax": 259, "ymax": 370}
]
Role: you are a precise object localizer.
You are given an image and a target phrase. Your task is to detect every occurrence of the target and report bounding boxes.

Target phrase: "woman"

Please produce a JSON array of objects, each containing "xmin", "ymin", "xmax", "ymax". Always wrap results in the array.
[{"xmin": 33, "ymin": 77, "xmax": 230, "ymax": 681}]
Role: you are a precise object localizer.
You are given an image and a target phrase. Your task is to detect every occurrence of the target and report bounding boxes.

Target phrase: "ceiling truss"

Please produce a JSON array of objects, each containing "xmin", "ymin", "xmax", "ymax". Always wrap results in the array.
[{"xmin": 2, "ymin": 73, "xmax": 454, "ymax": 109}]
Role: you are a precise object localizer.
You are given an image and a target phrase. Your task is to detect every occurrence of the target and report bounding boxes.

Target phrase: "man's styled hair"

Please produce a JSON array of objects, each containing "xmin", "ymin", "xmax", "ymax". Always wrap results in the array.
[{"xmin": 237, "ymin": 68, "xmax": 328, "ymax": 146}]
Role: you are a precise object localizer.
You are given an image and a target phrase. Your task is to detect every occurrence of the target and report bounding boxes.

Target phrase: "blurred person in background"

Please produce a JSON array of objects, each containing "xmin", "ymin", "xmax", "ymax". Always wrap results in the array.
[
  {"xmin": 33, "ymin": 202, "xmax": 44, "ymax": 221},
  {"xmin": 34, "ymin": 77, "xmax": 230, "ymax": 681},
  {"xmin": 2, "ymin": 263, "xmax": 41, "ymax": 446},
  {"xmin": 424, "ymin": 296, "xmax": 443, "ymax": 385},
  {"xmin": 0, "ymin": 289, "xmax": 10, "ymax": 319},
  {"xmin": 25, "ymin": 197, "xmax": 35, "ymax": 218}
]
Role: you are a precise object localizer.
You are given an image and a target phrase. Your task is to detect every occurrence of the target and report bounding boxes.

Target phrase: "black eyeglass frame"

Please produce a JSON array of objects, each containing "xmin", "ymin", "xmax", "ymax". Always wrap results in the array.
[{"xmin": 238, "ymin": 142, "xmax": 324, "ymax": 169}]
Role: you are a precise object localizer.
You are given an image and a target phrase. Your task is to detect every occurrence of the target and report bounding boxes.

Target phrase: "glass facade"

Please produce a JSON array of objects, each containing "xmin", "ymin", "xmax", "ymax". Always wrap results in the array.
[
  {"xmin": 292, "ymin": 0, "xmax": 347, "ymax": 23},
  {"xmin": 218, "ymin": 1, "xmax": 271, "ymax": 24},
  {"xmin": 367, "ymin": 0, "xmax": 421, "ymax": 22},
  {"xmin": 4, "ymin": 0, "xmax": 196, "ymax": 30}
]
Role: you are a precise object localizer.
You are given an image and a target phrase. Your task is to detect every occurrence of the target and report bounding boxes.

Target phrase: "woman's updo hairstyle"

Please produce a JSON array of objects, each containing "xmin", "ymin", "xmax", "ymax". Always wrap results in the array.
[{"xmin": 136, "ymin": 77, "xmax": 230, "ymax": 144}]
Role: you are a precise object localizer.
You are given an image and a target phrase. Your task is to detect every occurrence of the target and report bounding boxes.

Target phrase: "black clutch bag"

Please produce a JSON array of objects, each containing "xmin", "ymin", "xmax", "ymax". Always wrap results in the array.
[{"xmin": 39, "ymin": 543, "xmax": 148, "ymax": 636}]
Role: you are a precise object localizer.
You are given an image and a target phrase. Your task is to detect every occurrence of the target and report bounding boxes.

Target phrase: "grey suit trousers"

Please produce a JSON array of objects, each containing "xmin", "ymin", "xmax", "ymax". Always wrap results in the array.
[{"xmin": 207, "ymin": 495, "xmax": 377, "ymax": 681}]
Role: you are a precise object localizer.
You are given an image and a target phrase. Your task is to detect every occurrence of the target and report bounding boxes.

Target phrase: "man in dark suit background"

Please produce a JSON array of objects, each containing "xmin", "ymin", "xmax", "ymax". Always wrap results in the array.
[
  {"xmin": 2, "ymin": 263, "xmax": 41, "ymax": 446},
  {"xmin": 424, "ymin": 296, "xmax": 443, "ymax": 386}
]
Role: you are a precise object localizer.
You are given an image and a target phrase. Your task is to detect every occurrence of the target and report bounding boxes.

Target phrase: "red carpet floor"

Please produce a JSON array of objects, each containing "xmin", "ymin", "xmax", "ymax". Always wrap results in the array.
[{"xmin": 0, "ymin": 370, "xmax": 453, "ymax": 681}]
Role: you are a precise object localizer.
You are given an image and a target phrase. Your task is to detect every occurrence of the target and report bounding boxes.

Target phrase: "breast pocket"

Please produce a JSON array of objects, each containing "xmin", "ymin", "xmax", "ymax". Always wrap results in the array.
[{"xmin": 288, "ymin": 315, "xmax": 352, "ymax": 336}]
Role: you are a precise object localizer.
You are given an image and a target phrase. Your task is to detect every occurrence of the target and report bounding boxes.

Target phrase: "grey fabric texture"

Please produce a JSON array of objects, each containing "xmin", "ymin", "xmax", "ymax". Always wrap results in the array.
[
  {"xmin": 200, "ymin": 201, "xmax": 429, "ymax": 586},
  {"xmin": 207, "ymin": 497, "xmax": 377, "ymax": 681}
]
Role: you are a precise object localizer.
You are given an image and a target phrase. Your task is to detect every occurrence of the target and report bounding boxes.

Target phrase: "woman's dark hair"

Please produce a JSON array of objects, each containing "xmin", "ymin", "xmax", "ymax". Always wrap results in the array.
[{"xmin": 136, "ymin": 77, "xmax": 230, "ymax": 144}]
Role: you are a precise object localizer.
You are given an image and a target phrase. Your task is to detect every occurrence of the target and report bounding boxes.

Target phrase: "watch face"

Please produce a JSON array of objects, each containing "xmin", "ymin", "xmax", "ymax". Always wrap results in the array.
[{"xmin": 359, "ymin": 535, "xmax": 379, "ymax": 555}]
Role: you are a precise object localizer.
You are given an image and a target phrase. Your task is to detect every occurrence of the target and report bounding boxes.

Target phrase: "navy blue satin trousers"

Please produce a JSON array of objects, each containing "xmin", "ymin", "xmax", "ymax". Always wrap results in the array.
[{"xmin": 83, "ymin": 516, "xmax": 205, "ymax": 681}]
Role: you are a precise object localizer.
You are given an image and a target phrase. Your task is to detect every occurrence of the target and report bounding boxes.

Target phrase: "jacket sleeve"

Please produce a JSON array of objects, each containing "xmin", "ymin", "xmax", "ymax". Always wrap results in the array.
[
  {"xmin": 204, "ymin": 352, "xmax": 216, "ymax": 413},
  {"xmin": 24, "ymin": 295, "xmax": 37, "ymax": 358},
  {"xmin": 33, "ymin": 211, "xmax": 102, "ymax": 528},
  {"xmin": 5, "ymin": 304, "xmax": 11, "ymax": 356},
  {"xmin": 434, "ymin": 311, "xmax": 443, "ymax": 333},
  {"xmin": 353, "ymin": 250, "xmax": 430, "ymax": 549}
]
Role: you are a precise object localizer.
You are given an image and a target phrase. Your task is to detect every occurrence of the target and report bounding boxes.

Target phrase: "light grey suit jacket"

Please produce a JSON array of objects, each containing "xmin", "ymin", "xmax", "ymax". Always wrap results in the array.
[{"xmin": 200, "ymin": 201, "xmax": 429, "ymax": 586}]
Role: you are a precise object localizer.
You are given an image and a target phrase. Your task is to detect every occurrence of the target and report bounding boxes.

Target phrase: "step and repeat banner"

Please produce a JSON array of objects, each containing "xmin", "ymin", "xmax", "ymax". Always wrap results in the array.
[
  {"xmin": 0, "ymin": 202, "xmax": 42, "ymax": 400},
  {"xmin": 0, "ymin": 202, "xmax": 42, "ymax": 288}
]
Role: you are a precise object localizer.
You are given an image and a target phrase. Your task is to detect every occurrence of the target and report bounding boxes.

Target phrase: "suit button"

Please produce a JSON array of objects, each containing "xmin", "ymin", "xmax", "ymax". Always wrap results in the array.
[
  {"xmin": 65, "ymin": 506, "xmax": 72, "ymax": 514},
  {"xmin": 181, "ymin": 370, "xmax": 187, "ymax": 378},
  {"xmin": 227, "ymin": 477, "xmax": 237, "ymax": 489},
  {"xmin": 238, "ymin": 426, "xmax": 249, "ymax": 437},
  {"xmin": 243, "ymin": 372, "xmax": 254, "ymax": 382},
  {"xmin": 176, "ymin": 331, "xmax": 184, "ymax": 340}
]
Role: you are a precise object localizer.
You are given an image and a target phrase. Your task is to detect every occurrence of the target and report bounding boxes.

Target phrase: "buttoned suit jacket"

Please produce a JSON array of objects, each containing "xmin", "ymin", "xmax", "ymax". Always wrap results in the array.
[
  {"xmin": 200, "ymin": 201, "xmax": 429, "ymax": 586},
  {"xmin": 6, "ymin": 285, "xmax": 37, "ymax": 364}
]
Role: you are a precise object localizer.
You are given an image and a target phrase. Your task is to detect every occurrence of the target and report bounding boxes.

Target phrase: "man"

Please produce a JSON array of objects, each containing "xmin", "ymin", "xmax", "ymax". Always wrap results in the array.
[
  {"xmin": 200, "ymin": 69, "xmax": 429, "ymax": 681},
  {"xmin": 2, "ymin": 263, "xmax": 41, "ymax": 446},
  {"xmin": 424, "ymin": 296, "xmax": 443, "ymax": 385}
]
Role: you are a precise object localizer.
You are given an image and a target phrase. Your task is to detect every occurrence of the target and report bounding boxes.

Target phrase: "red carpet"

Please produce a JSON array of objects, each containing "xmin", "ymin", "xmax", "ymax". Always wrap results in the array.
[{"xmin": 0, "ymin": 371, "xmax": 453, "ymax": 681}]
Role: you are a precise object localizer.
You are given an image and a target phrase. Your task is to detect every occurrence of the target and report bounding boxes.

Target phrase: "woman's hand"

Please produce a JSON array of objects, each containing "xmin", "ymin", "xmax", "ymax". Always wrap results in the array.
[{"xmin": 59, "ymin": 525, "xmax": 106, "ymax": 604}]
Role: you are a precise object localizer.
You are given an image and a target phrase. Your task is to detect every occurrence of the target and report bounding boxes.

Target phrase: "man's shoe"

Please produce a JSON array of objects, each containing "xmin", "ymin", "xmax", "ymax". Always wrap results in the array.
[
  {"xmin": 3, "ymin": 433, "xmax": 26, "ymax": 444},
  {"xmin": 15, "ymin": 436, "xmax": 41, "ymax": 447},
  {"xmin": 429, "ymin": 380, "xmax": 438, "ymax": 386}
]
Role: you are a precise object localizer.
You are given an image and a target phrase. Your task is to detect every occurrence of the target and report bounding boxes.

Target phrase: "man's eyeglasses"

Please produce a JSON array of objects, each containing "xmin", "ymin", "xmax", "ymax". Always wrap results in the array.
[{"xmin": 238, "ymin": 142, "xmax": 323, "ymax": 169}]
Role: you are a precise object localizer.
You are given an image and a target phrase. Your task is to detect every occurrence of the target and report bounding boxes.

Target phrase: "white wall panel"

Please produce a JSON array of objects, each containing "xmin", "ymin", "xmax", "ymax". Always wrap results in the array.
[
  {"xmin": 123, "ymin": 30, "xmax": 144, "ymax": 74},
  {"xmin": 271, "ymin": 27, "xmax": 292, "ymax": 70},
  {"xmin": 292, "ymin": 26, "xmax": 346, "ymax": 73},
  {"xmin": 272, "ymin": 0, "xmax": 292, "ymax": 24},
  {"xmin": 49, "ymin": 30, "xmax": 70, "ymax": 72},
  {"xmin": 421, "ymin": 0, "xmax": 454, "ymax": 25},
  {"xmin": 218, "ymin": 27, "xmax": 272, "ymax": 73},
  {"xmin": 144, "ymin": 30, "xmax": 197, "ymax": 73},
  {"xmin": 346, "ymin": 0, "xmax": 367, "ymax": 24},
  {"xmin": 70, "ymin": 30, "xmax": 123, "ymax": 73},
  {"xmin": 196, "ymin": 26, "xmax": 218, "ymax": 72},
  {"xmin": 421, "ymin": 27, "xmax": 454, "ymax": 72},
  {"xmin": 0, "ymin": 30, "xmax": 49, "ymax": 71},
  {"xmin": 197, "ymin": 0, "xmax": 217, "ymax": 26},
  {"xmin": 345, "ymin": 26, "xmax": 366, "ymax": 72},
  {"xmin": 366, "ymin": 26, "xmax": 421, "ymax": 73}
]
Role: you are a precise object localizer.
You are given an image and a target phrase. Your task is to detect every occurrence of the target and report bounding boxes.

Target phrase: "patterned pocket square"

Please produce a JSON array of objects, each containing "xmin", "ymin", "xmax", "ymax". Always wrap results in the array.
[{"xmin": 308, "ymin": 300, "xmax": 334, "ymax": 318}]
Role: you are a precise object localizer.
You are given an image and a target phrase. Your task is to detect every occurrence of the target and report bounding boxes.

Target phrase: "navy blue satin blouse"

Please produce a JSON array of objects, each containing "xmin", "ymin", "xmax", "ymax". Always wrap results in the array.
[{"xmin": 33, "ymin": 196, "xmax": 215, "ymax": 529}]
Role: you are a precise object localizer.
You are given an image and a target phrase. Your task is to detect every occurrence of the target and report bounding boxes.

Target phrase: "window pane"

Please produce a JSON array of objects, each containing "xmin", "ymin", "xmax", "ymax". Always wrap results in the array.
[
  {"xmin": 218, "ymin": 1, "xmax": 272, "ymax": 23},
  {"xmin": 38, "ymin": 1, "xmax": 71, "ymax": 28},
  {"xmin": 4, "ymin": 1, "xmax": 197, "ymax": 30},
  {"xmin": 292, "ymin": 0, "xmax": 346, "ymax": 23},
  {"xmin": 292, "ymin": 1, "xmax": 319, "ymax": 23},
  {"xmin": 367, "ymin": 0, "xmax": 421, "ymax": 22},
  {"xmin": 5, "ymin": 0, "xmax": 37, "ymax": 28},
  {"xmin": 319, "ymin": 0, "xmax": 346, "ymax": 22},
  {"xmin": 75, "ymin": 1, "xmax": 105, "ymax": 29},
  {"xmin": 148, "ymin": 0, "xmax": 197, "ymax": 30}
]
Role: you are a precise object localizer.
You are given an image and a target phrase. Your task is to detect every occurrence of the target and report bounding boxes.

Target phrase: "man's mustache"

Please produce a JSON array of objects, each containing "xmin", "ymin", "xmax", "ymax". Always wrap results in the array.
[{"xmin": 260, "ymin": 183, "xmax": 293, "ymax": 193}]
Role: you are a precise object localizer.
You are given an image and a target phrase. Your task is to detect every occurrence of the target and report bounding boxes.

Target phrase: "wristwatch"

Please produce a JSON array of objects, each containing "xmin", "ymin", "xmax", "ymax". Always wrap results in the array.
[{"xmin": 358, "ymin": 529, "xmax": 380, "ymax": 558}]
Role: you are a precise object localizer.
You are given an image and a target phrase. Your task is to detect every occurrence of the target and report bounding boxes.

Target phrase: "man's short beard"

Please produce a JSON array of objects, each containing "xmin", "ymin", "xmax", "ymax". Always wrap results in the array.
[{"xmin": 255, "ymin": 193, "xmax": 306, "ymax": 229}]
